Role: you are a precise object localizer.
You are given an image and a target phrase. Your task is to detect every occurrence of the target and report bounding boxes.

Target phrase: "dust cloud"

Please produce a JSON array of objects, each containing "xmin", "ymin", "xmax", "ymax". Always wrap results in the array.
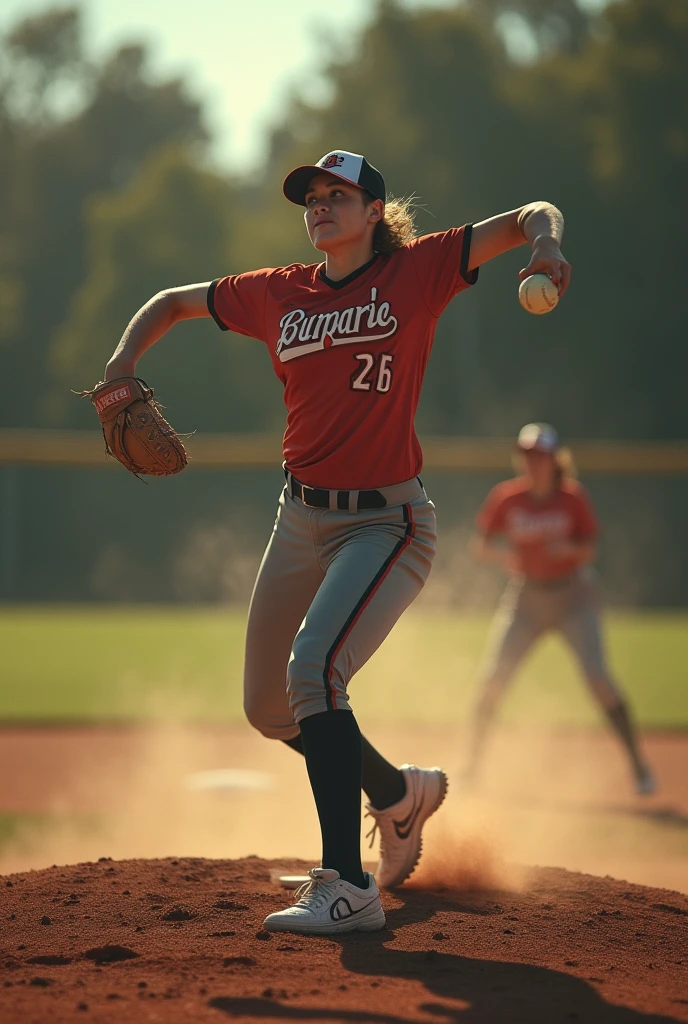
[
  {"xmin": 2, "ymin": 714, "xmax": 686, "ymax": 897},
  {"xmin": 0, "ymin": 718, "xmax": 321, "ymax": 875},
  {"xmin": 406, "ymin": 726, "xmax": 688, "ymax": 897},
  {"xmin": 408, "ymin": 825, "xmax": 527, "ymax": 893}
]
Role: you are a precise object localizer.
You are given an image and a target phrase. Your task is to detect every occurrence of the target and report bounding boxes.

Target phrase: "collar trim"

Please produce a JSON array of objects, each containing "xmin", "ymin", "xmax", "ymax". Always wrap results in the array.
[{"xmin": 319, "ymin": 253, "xmax": 379, "ymax": 290}]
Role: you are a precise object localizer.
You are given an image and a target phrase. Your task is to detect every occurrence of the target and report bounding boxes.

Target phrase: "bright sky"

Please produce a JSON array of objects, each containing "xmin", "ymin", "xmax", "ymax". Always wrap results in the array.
[{"xmin": 1, "ymin": 0, "xmax": 460, "ymax": 171}]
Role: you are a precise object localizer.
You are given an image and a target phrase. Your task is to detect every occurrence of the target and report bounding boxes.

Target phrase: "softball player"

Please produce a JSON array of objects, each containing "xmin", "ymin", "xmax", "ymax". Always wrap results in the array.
[
  {"xmin": 463, "ymin": 422, "xmax": 655, "ymax": 795},
  {"xmin": 104, "ymin": 150, "xmax": 571, "ymax": 934}
]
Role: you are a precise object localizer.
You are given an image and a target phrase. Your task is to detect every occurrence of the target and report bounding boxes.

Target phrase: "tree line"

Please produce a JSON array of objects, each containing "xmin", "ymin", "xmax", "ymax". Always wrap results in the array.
[{"xmin": 1, "ymin": 0, "xmax": 686, "ymax": 442}]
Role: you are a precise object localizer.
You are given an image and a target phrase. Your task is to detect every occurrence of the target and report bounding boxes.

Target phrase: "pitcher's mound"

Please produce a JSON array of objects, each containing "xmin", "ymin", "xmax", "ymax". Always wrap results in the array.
[{"xmin": 2, "ymin": 856, "xmax": 687, "ymax": 1023}]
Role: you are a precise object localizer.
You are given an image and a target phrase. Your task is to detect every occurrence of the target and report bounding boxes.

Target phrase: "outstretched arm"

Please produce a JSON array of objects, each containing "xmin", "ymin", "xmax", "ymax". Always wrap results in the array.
[
  {"xmin": 468, "ymin": 202, "xmax": 571, "ymax": 295},
  {"xmin": 104, "ymin": 282, "xmax": 211, "ymax": 381}
]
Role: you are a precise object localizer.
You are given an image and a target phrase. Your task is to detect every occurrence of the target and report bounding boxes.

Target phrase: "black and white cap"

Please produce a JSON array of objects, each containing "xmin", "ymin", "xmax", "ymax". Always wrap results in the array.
[
  {"xmin": 517, "ymin": 422, "xmax": 560, "ymax": 453},
  {"xmin": 283, "ymin": 150, "xmax": 386, "ymax": 207}
]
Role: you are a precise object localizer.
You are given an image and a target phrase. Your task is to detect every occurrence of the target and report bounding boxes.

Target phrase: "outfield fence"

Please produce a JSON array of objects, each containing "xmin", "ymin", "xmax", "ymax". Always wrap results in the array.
[
  {"xmin": 2, "ymin": 430, "xmax": 688, "ymax": 473},
  {"xmin": 1, "ymin": 431, "xmax": 687, "ymax": 606}
]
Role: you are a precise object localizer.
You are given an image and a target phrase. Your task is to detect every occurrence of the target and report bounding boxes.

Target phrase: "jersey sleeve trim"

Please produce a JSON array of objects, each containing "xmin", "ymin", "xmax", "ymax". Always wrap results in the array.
[
  {"xmin": 206, "ymin": 278, "xmax": 229, "ymax": 332},
  {"xmin": 460, "ymin": 224, "xmax": 480, "ymax": 287}
]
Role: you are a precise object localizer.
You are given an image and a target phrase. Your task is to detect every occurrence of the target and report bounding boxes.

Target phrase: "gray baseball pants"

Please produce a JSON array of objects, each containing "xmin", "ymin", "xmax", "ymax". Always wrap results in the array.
[
  {"xmin": 244, "ymin": 478, "xmax": 437, "ymax": 739},
  {"xmin": 480, "ymin": 568, "xmax": 622, "ymax": 709}
]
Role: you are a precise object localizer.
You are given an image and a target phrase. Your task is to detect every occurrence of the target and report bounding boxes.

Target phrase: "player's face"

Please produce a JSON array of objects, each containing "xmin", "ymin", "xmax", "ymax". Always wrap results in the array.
[
  {"xmin": 303, "ymin": 174, "xmax": 383, "ymax": 252},
  {"xmin": 522, "ymin": 449, "xmax": 557, "ymax": 489}
]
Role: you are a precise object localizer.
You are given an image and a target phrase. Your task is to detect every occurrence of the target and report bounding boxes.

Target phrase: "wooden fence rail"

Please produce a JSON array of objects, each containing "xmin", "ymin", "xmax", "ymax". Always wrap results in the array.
[{"xmin": 1, "ymin": 429, "xmax": 687, "ymax": 474}]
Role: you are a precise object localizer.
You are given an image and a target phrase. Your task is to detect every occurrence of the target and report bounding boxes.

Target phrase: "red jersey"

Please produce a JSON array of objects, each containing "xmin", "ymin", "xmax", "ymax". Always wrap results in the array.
[
  {"xmin": 476, "ymin": 477, "xmax": 598, "ymax": 581},
  {"xmin": 208, "ymin": 227, "xmax": 477, "ymax": 488}
]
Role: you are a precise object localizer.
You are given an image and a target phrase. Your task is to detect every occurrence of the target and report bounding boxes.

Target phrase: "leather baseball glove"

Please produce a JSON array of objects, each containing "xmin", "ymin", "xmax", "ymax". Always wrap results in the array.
[{"xmin": 79, "ymin": 377, "xmax": 188, "ymax": 477}]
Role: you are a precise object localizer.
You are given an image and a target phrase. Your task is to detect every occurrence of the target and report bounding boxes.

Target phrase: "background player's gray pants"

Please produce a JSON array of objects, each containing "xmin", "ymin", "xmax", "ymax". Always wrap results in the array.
[
  {"xmin": 244, "ymin": 479, "xmax": 437, "ymax": 740},
  {"xmin": 480, "ymin": 568, "xmax": 622, "ymax": 709}
]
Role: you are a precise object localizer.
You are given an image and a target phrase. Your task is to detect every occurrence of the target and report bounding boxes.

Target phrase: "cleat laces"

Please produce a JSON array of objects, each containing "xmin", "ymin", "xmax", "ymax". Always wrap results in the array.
[
  {"xmin": 365, "ymin": 808, "xmax": 399, "ymax": 864},
  {"xmin": 292, "ymin": 870, "xmax": 334, "ymax": 911},
  {"xmin": 365, "ymin": 811, "xmax": 381, "ymax": 851}
]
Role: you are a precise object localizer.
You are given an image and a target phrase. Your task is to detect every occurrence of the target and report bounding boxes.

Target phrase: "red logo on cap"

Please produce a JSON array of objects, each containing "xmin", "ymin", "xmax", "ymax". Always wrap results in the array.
[{"xmin": 321, "ymin": 154, "xmax": 344, "ymax": 169}]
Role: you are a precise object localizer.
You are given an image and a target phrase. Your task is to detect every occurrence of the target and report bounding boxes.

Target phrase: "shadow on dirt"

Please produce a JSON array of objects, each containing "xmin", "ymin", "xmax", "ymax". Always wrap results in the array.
[
  {"xmin": 209, "ymin": 890, "xmax": 684, "ymax": 1024},
  {"xmin": 208, "ymin": 999, "xmax": 416, "ymax": 1022},
  {"xmin": 209, "ymin": 964, "xmax": 682, "ymax": 1024}
]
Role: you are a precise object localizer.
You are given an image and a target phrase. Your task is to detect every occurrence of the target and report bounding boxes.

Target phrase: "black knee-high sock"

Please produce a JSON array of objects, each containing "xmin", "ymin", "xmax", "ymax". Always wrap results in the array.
[
  {"xmin": 297, "ymin": 710, "xmax": 366, "ymax": 888},
  {"xmin": 359, "ymin": 739, "xmax": 406, "ymax": 809},
  {"xmin": 283, "ymin": 731, "xmax": 405, "ymax": 810}
]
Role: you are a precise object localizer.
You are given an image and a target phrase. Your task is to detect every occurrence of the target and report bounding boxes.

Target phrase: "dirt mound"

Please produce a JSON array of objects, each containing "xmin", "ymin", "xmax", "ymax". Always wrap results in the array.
[{"xmin": 1, "ymin": 856, "xmax": 687, "ymax": 1023}]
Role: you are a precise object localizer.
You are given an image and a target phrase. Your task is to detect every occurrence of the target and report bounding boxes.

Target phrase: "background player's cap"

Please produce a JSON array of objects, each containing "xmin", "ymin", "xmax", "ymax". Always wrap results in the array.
[
  {"xmin": 283, "ymin": 151, "xmax": 386, "ymax": 206},
  {"xmin": 517, "ymin": 422, "xmax": 559, "ymax": 453}
]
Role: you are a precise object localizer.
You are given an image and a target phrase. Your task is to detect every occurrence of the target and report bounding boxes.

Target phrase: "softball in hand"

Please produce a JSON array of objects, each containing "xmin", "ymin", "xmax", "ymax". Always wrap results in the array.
[{"xmin": 518, "ymin": 274, "xmax": 559, "ymax": 315}]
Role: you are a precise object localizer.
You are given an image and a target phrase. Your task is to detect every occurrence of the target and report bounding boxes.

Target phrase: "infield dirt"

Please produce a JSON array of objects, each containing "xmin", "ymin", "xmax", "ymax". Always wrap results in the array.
[
  {"xmin": 2, "ymin": 854, "xmax": 688, "ymax": 1023},
  {"xmin": 2, "ymin": 725, "xmax": 688, "ymax": 1021}
]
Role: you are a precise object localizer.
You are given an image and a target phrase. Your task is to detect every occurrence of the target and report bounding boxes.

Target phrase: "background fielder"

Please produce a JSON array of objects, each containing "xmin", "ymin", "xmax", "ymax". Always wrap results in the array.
[{"xmin": 463, "ymin": 422, "xmax": 655, "ymax": 795}]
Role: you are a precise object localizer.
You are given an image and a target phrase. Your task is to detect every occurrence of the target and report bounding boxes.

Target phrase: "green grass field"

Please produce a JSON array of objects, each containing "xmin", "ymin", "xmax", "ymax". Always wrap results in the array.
[{"xmin": 3, "ymin": 606, "xmax": 687, "ymax": 727}]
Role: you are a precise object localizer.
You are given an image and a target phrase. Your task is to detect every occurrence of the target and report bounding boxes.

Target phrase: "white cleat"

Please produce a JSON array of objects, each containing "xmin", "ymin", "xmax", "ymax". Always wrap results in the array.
[
  {"xmin": 635, "ymin": 766, "xmax": 657, "ymax": 796},
  {"xmin": 365, "ymin": 764, "xmax": 448, "ymax": 889},
  {"xmin": 263, "ymin": 868, "xmax": 385, "ymax": 935}
]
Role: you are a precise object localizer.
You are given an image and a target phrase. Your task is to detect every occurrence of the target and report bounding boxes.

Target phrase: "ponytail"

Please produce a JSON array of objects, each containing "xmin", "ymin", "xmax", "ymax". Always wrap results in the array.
[{"xmin": 363, "ymin": 193, "xmax": 419, "ymax": 254}]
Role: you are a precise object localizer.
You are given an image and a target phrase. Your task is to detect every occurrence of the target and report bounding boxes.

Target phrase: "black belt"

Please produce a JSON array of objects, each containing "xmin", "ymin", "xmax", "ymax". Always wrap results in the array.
[{"xmin": 288, "ymin": 474, "xmax": 387, "ymax": 511}]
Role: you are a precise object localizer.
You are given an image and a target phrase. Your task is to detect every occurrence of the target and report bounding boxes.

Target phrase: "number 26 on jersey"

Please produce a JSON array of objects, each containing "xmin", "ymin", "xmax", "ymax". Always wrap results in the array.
[{"xmin": 350, "ymin": 353, "xmax": 394, "ymax": 394}]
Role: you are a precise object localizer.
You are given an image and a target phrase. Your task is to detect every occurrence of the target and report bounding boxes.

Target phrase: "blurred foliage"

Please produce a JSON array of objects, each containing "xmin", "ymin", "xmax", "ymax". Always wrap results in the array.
[
  {"xmin": 250, "ymin": 0, "xmax": 688, "ymax": 438},
  {"xmin": 1, "ymin": 0, "xmax": 686, "ymax": 439},
  {"xmin": 0, "ymin": 5, "xmax": 208, "ymax": 427},
  {"xmin": 50, "ymin": 147, "xmax": 281, "ymax": 430},
  {"xmin": 0, "ymin": 0, "xmax": 687, "ymax": 606}
]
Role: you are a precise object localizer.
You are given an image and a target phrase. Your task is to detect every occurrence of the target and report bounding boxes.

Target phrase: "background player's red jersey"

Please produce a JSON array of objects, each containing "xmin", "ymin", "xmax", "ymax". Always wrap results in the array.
[
  {"xmin": 209, "ymin": 227, "xmax": 477, "ymax": 488},
  {"xmin": 476, "ymin": 477, "xmax": 598, "ymax": 581}
]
